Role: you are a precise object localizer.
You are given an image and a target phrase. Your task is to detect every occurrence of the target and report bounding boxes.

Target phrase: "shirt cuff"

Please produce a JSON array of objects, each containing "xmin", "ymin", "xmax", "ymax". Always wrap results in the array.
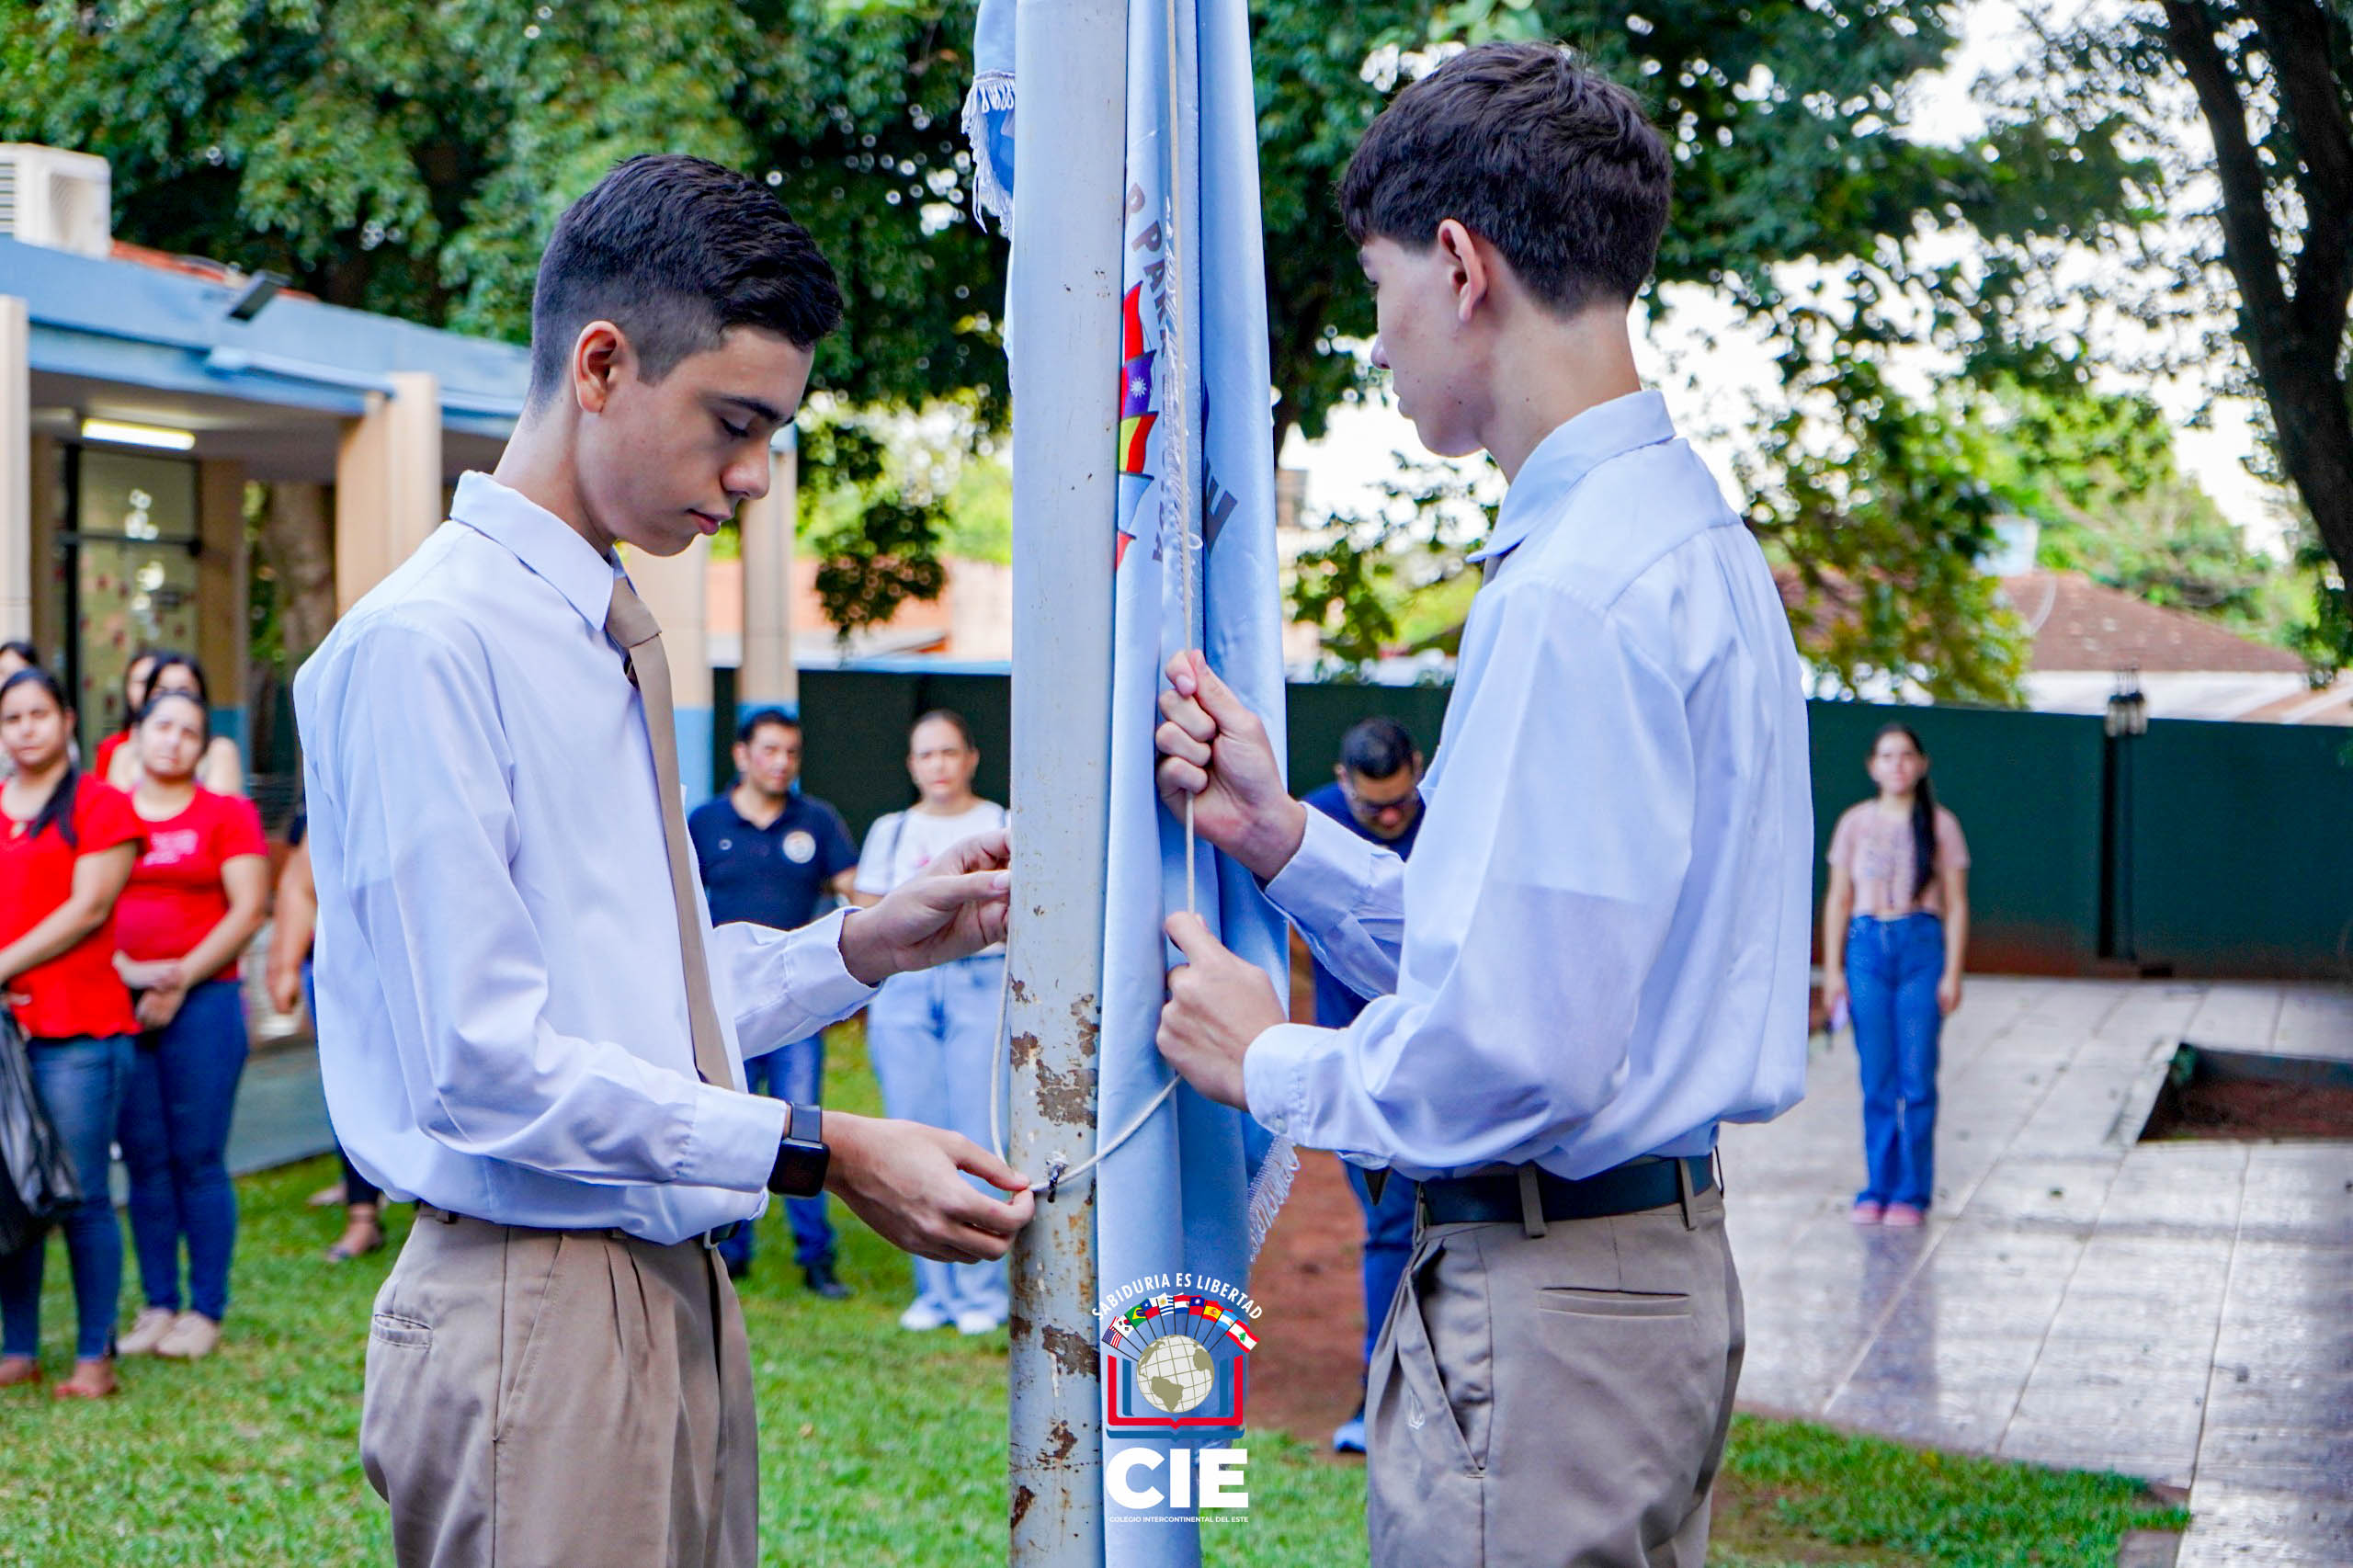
[
  {"xmin": 677, "ymin": 1082, "xmax": 791, "ymax": 1193},
  {"xmin": 1243, "ymin": 1020, "xmax": 1342, "ymax": 1143},
  {"xmin": 795, "ymin": 905, "xmax": 881, "ymax": 1017},
  {"xmin": 1261, "ymin": 810, "xmax": 1381, "ymax": 934}
]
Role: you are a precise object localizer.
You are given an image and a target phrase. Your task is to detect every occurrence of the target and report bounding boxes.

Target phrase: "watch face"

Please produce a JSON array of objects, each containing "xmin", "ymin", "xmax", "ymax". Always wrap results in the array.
[{"xmin": 770, "ymin": 1141, "xmax": 829, "ymax": 1199}]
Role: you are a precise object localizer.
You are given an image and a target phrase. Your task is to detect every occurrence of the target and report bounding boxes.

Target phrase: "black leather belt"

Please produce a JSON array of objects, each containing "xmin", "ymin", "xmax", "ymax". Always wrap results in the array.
[{"xmin": 1417, "ymin": 1154, "xmax": 1717, "ymax": 1227}]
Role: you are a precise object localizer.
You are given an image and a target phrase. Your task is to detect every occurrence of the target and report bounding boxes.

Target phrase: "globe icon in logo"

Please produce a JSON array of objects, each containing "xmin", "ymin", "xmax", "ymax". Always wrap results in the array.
[{"xmin": 1134, "ymin": 1335, "xmax": 1217, "ymax": 1415}]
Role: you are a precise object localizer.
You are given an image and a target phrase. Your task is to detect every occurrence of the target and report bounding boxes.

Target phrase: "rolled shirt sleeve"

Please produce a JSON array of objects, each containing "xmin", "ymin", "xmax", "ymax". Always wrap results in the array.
[
  {"xmin": 321, "ymin": 616, "xmax": 791, "ymax": 1195},
  {"xmin": 1243, "ymin": 575, "xmax": 1694, "ymax": 1175}
]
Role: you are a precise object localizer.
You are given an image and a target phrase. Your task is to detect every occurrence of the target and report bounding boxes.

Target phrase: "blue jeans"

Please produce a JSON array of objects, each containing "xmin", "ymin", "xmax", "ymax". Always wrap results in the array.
[
  {"xmin": 717, "ymin": 1034, "xmax": 836, "ymax": 1273},
  {"xmin": 0, "ymin": 1034, "xmax": 132, "ymax": 1360},
  {"xmin": 1345, "ymin": 1165, "xmax": 1417, "ymax": 1372},
  {"xmin": 866, "ymin": 954, "xmax": 1008, "ymax": 1322},
  {"xmin": 118, "ymin": 979, "xmax": 248, "ymax": 1321},
  {"xmin": 1847, "ymin": 914, "xmax": 1944, "ymax": 1209}
]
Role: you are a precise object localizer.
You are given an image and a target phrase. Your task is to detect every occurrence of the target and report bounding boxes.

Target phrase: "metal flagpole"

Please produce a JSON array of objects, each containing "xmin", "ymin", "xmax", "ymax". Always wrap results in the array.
[{"xmin": 1006, "ymin": 0, "xmax": 1123, "ymax": 1556}]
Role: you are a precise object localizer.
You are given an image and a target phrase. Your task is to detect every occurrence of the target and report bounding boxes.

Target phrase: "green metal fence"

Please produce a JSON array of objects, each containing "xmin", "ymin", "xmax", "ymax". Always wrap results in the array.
[{"xmin": 778, "ymin": 670, "xmax": 2353, "ymax": 980}]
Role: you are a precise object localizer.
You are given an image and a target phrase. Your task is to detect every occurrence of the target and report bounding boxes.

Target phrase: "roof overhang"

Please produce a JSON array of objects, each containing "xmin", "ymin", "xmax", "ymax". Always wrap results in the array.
[{"xmin": 6, "ymin": 234, "xmax": 529, "ymax": 481}]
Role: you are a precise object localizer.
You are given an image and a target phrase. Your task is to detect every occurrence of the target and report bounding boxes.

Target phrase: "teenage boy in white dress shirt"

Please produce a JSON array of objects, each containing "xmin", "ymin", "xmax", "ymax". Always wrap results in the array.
[
  {"xmin": 1149, "ymin": 46, "xmax": 1813, "ymax": 1567},
  {"xmin": 296, "ymin": 154, "xmax": 1033, "ymax": 1568}
]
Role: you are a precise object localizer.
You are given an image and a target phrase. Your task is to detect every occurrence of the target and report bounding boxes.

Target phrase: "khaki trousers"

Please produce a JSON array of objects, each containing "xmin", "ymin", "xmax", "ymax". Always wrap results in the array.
[
  {"xmin": 1367, "ymin": 1184, "xmax": 1744, "ymax": 1568},
  {"xmin": 358, "ymin": 1210, "xmax": 757, "ymax": 1568}
]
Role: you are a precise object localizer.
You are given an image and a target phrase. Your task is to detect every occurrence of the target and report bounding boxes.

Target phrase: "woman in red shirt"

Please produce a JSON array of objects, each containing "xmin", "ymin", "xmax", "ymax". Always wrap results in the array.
[
  {"xmin": 109, "ymin": 690, "xmax": 267, "ymax": 1363},
  {"xmin": 89, "ymin": 648, "xmax": 158, "ymax": 789},
  {"xmin": 0, "ymin": 668, "xmax": 143, "ymax": 1399}
]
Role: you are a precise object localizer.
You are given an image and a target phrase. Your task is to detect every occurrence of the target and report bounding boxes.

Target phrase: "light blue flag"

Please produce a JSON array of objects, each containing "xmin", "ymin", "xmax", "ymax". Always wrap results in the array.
[{"xmin": 967, "ymin": 0, "xmax": 1292, "ymax": 1554}]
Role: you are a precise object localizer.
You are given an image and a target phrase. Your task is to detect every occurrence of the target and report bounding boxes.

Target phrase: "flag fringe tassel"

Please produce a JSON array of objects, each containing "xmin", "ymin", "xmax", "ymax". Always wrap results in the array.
[
  {"xmin": 1244, "ymin": 1132, "xmax": 1298, "ymax": 1262},
  {"xmin": 961, "ymin": 72, "xmax": 1018, "ymax": 232}
]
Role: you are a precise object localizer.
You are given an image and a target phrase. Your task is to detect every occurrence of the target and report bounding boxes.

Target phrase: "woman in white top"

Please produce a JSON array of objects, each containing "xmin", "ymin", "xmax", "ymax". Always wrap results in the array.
[{"xmin": 854, "ymin": 710, "xmax": 1010, "ymax": 1335}]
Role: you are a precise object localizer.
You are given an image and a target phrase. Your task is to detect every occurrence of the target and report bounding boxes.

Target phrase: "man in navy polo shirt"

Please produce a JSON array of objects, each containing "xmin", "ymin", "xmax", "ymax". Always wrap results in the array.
[
  {"xmin": 688, "ymin": 707, "xmax": 860, "ymax": 1294},
  {"xmin": 1302, "ymin": 716, "xmax": 1425, "ymax": 1454}
]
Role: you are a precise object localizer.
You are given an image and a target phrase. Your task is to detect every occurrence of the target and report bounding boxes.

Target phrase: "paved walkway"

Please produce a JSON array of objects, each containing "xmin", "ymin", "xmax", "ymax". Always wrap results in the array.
[{"xmin": 1723, "ymin": 978, "xmax": 2353, "ymax": 1567}]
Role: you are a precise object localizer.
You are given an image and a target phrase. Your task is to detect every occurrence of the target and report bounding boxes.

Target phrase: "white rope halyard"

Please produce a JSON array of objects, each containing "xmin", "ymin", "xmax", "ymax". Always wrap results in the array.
[{"xmin": 982, "ymin": 0, "xmax": 1293, "ymax": 1258}]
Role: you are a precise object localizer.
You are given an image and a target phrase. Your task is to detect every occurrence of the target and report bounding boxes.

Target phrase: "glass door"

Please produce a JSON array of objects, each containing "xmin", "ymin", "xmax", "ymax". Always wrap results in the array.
[{"xmin": 67, "ymin": 449, "xmax": 201, "ymax": 756}]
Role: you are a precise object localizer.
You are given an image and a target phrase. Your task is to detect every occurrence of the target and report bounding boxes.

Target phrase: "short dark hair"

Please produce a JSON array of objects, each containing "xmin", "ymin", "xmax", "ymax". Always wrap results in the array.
[
  {"xmin": 737, "ymin": 705, "xmax": 801, "ymax": 744},
  {"xmin": 527, "ymin": 154, "xmax": 846, "ymax": 409},
  {"xmin": 1340, "ymin": 43, "xmax": 1671, "ymax": 316},
  {"xmin": 1339, "ymin": 717, "xmax": 1418, "ymax": 779}
]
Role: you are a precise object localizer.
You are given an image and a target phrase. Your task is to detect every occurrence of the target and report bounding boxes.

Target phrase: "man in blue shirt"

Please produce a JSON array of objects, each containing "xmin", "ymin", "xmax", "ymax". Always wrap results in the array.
[
  {"xmin": 688, "ymin": 707, "xmax": 859, "ymax": 1295},
  {"xmin": 1302, "ymin": 717, "xmax": 1425, "ymax": 1455}
]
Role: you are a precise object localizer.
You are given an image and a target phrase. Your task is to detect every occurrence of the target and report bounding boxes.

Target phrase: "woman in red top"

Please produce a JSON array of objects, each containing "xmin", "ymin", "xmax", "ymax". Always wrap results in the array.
[
  {"xmin": 0, "ymin": 668, "xmax": 143, "ymax": 1399},
  {"xmin": 110, "ymin": 690, "xmax": 267, "ymax": 1363},
  {"xmin": 103, "ymin": 652, "xmax": 244, "ymax": 797},
  {"xmin": 89, "ymin": 648, "xmax": 158, "ymax": 789}
]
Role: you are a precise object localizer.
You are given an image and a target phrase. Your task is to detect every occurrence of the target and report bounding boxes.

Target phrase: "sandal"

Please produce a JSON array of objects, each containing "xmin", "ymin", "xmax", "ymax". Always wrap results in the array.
[
  {"xmin": 52, "ymin": 1358, "xmax": 118, "ymax": 1399},
  {"xmin": 325, "ymin": 1210, "xmax": 385, "ymax": 1263},
  {"xmin": 0, "ymin": 1356, "xmax": 41, "ymax": 1389}
]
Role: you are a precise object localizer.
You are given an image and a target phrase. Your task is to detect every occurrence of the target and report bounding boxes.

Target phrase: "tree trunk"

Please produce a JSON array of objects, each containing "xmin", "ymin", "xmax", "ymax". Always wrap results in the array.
[
  {"xmin": 2163, "ymin": 0, "xmax": 2353, "ymax": 585},
  {"xmin": 263, "ymin": 482, "xmax": 337, "ymax": 666}
]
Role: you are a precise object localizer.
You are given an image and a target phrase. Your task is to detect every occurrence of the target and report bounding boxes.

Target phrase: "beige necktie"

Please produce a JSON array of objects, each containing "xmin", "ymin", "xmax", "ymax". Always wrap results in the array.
[{"xmin": 607, "ymin": 575, "xmax": 735, "ymax": 1091}]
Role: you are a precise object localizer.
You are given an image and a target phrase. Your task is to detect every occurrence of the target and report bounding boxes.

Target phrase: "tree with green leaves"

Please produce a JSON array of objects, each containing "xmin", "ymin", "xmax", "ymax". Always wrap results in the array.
[
  {"xmin": 6, "ymin": 0, "xmax": 2157, "ymax": 696},
  {"xmin": 2012, "ymin": 0, "xmax": 2353, "ymax": 670},
  {"xmin": 0, "ymin": 0, "xmax": 1006, "ymax": 647},
  {"xmin": 1256, "ymin": 0, "xmax": 2152, "ymax": 695}
]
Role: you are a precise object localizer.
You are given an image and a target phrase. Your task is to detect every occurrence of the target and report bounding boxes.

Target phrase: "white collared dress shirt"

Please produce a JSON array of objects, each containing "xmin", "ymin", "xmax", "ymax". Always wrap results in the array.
[
  {"xmin": 296, "ymin": 472, "xmax": 877, "ymax": 1244},
  {"xmin": 1242, "ymin": 390, "xmax": 1813, "ymax": 1183}
]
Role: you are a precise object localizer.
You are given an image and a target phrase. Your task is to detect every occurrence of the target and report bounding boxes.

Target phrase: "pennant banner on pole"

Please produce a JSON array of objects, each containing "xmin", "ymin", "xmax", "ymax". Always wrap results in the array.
[{"xmin": 971, "ymin": 0, "xmax": 1292, "ymax": 1551}]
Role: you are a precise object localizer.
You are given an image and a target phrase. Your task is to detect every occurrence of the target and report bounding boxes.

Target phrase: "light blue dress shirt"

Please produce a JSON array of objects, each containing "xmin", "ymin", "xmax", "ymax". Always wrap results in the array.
[
  {"xmin": 295, "ymin": 472, "xmax": 877, "ymax": 1244},
  {"xmin": 1242, "ymin": 391, "xmax": 1813, "ymax": 1183}
]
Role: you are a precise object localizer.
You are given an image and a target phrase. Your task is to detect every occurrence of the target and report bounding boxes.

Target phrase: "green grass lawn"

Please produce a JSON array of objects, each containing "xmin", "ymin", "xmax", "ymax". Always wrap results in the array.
[{"xmin": 0, "ymin": 1028, "xmax": 2186, "ymax": 1566}]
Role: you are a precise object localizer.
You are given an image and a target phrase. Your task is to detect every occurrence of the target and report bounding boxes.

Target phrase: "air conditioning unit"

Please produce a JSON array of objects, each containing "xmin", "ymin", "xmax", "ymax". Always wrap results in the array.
[{"xmin": 0, "ymin": 144, "xmax": 112, "ymax": 258}]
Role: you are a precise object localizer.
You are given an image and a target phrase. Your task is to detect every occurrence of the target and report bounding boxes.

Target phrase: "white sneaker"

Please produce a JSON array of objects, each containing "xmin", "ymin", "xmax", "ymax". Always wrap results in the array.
[
  {"xmin": 155, "ymin": 1312, "xmax": 222, "ymax": 1359},
  {"xmin": 119, "ymin": 1306, "xmax": 177, "ymax": 1357},
  {"xmin": 955, "ymin": 1310, "xmax": 1006, "ymax": 1337},
  {"xmin": 898, "ymin": 1301, "xmax": 953, "ymax": 1332}
]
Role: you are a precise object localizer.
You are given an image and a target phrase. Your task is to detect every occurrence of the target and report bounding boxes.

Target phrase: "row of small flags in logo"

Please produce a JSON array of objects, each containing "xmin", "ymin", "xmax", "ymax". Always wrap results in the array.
[{"xmin": 1104, "ymin": 1293, "xmax": 1259, "ymax": 1360}]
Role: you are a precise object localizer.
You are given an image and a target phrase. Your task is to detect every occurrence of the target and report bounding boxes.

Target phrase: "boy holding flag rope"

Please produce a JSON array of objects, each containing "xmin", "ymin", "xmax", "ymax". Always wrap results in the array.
[{"xmin": 1151, "ymin": 44, "xmax": 1811, "ymax": 1566}]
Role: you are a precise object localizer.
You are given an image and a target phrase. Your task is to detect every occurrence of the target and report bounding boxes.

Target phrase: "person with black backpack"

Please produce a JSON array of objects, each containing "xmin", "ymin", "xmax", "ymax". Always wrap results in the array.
[{"xmin": 0, "ymin": 667, "xmax": 145, "ymax": 1399}]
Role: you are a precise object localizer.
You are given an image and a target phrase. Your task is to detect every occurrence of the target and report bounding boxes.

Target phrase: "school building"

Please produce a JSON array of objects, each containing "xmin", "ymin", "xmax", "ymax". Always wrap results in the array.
[{"xmin": 1, "ymin": 142, "xmax": 802, "ymax": 810}]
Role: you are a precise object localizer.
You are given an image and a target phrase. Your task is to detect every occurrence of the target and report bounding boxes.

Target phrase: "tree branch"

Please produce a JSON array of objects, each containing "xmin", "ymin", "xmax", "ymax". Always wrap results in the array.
[
  {"xmin": 2162, "ymin": 1, "xmax": 2292, "ymax": 344},
  {"xmin": 2245, "ymin": 0, "xmax": 2353, "ymax": 342}
]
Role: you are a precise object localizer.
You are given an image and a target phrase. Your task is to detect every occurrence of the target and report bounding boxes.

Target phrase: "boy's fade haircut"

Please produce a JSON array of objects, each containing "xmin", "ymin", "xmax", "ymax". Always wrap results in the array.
[
  {"xmin": 1340, "ymin": 43, "xmax": 1671, "ymax": 316},
  {"xmin": 527, "ymin": 153, "xmax": 846, "ymax": 409}
]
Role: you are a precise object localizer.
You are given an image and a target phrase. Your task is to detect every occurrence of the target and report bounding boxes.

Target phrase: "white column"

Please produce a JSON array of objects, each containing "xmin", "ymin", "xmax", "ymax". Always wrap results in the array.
[
  {"xmin": 0, "ymin": 296, "xmax": 30, "ymax": 645},
  {"xmin": 737, "ymin": 426, "xmax": 799, "ymax": 706},
  {"xmin": 334, "ymin": 371, "xmax": 442, "ymax": 614}
]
